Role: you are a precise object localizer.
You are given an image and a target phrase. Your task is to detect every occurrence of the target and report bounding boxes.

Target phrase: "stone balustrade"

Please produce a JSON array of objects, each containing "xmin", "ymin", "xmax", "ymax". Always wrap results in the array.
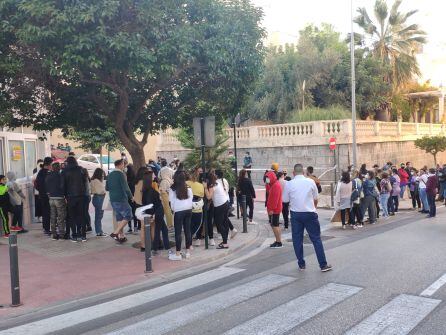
[{"xmin": 158, "ymin": 120, "xmax": 446, "ymax": 151}]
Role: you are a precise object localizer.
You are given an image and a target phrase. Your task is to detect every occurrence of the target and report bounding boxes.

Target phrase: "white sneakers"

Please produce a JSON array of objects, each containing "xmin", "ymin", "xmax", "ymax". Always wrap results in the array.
[
  {"xmin": 185, "ymin": 251, "xmax": 191, "ymax": 259},
  {"xmin": 230, "ymin": 228, "xmax": 238, "ymax": 239},
  {"xmin": 209, "ymin": 238, "xmax": 216, "ymax": 246},
  {"xmin": 168, "ymin": 253, "xmax": 182, "ymax": 261},
  {"xmin": 248, "ymin": 221, "xmax": 257, "ymax": 225},
  {"xmin": 194, "ymin": 239, "xmax": 201, "ymax": 247}
]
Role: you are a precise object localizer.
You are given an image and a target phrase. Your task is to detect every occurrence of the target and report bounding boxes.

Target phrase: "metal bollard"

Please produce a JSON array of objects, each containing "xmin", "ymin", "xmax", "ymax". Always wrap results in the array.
[
  {"xmin": 9, "ymin": 234, "xmax": 22, "ymax": 307},
  {"xmin": 241, "ymin": 195, "xmax": 248, "ymax": 233},
  {"xmin": 144, "ymin": 217, "xmax": 153, "ymax": 273},
  {"xmin": 330, "ymin": 183, "xmax": 335, "ymax": 208}
]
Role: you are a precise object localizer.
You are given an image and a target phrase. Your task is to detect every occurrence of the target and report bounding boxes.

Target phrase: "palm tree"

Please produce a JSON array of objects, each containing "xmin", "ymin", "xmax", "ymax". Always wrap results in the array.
[{"xmin": 354, "ymin": 0, "xmax": 426, "ymax": 91}]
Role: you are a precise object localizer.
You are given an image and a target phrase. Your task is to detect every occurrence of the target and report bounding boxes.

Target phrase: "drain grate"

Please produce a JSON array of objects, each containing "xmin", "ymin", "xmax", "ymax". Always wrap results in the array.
[{"xmin": 286, "ymin": 235, "xmax": 335, "ymax": 244}]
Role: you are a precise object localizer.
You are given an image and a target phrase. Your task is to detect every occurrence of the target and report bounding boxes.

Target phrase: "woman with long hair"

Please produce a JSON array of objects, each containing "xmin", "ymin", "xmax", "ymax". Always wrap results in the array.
[
  {"xmin": 168, "ymin": 171, "xmax": 193, "ymax": 260},
  {"xmin": 140, "ymin": 169, "xmax": 170, "ymax": 253},
  {"xmin": 351, "ymin": 170, "xmax": 364, "ymax": 227},
  {"xmin": 237, "ymin": 169, "xmax": 256, "ymax": 223},
  {"xmin": 204, "ymin": 171, "xmax": 230, "ymax": 249},
  {"xmin": 187, "ymin": 167, "xmax": 205, "ymax": 247},
  {"xmin": 91, "ymin": 168, "xmax": 107, "ymax": 237},
  {"xmin": 379, "ymin": 171, "xmax": 392, "ymax": 218},
  {"xmin": 126, "ymin": 163, "xmax": 138, "ymax": 233},
  {"xmin": 361, "ymin": 170, "xmax": 378, "ymax": 224},
  {"xmin": 335, "ymin": 171, "xmax": 354, "ymax": 229}
]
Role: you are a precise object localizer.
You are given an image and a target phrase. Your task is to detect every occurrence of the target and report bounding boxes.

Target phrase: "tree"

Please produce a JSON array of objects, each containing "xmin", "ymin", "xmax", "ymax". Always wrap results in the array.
[
  {"xmin": 354, "ymin": 0, "xmax": 426, "ymax": 91},
  {"xmin": 64, "ymin": 126, "xmax": 123, "ymax": 154},
  {"xmin": 0, "ymin": 0, "xmax": 265, "ymax": 169},
  {"xmin": 415, "ymin": 136, "xmax": 446, "ymax": 166}
]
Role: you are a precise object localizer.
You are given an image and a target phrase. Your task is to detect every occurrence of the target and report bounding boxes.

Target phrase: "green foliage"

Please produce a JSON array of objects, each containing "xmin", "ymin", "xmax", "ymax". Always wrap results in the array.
[
  {"xmin": 414, "ymin": 136, "xmax": 446, "ymax": 165},
  {"xmin": 0, "ymin": 0, "xmax": 265, "ymax": 167},
  {"xmin": 64, "ymin": 126, "xmax": 123, "ymax": 152},
  {"xmin": 291, "ymin": 106, "xmax": 350, "ymax": 122},
  {"xmin": 177, "ymin": 126, "xmax": 236, "ymax": 186}
]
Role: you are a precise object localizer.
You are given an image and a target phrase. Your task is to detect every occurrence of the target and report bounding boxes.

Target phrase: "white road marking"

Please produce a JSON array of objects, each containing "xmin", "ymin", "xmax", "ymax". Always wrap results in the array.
[
  {"xmin": 0, "ymin": 267, "xmax": 244, "ymax": 335},
  {"xmin": 108, "ymin": 274, "xmax": 295, "ymax": 335},
  {"xmin": 346, "ymin": 294, "xmax": 441, "ymax": 335},
  {"xmin": 224, "ymin": 283, "xmax": 362, "ymax": 335},
  {"xmin": 224, "ymin": 238, "xmax": 274, "ymax": 267},
  {"xmin": 421, "ymin": 273, "xmax": 446, "ymax": 297}
]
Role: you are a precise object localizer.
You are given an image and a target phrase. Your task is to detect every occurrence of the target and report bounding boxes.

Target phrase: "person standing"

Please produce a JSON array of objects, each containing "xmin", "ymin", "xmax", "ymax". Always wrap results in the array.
[
  {"xmin": 277, "ymin": 172, "xmax": 289, "ymax": 230},
  {"xmin": 361, "ymin": 171, "xmax": 377, "ymax": 224},
  {"xmin": 6, "ymin": 172, "xmax": 26, "ymax": 233},
  {"xmin": 438, "ymin": 164, "xmax": 446, "ymax": 204},
  {"xmin": 61, "ymin": 156, "xmax": 88, "ymax": 242},
  {"xmin": 426, "ymin": 168, "xmax": 438, "ymax": 218},
  {"xmin": 379, "ymin": 172, "xmax": 392, "ymax": 219},
  {"xmin": 417, "ymin": 169, "xmax": 430, "ymax": 214},
  {"xmin": 306, "ymin": 166, "xmax": 322, "ymax": 193},
  {"xmin": 45, "ymin": 163, "xmax": 66, "ymax": 240},
  {"xmin": 0, "ymin": 175, "xmax": 11, "ymax": 238},
  {"xmin": 237, "ymin": 169, "xmax": 256, "ymax": 224},
  {"xmin": 351, "ymin": 171, "xmax": 364, "ymax": 227},
  {"xmin": 82, "ymin": 167, "xmax": 93, "ymax": 233},
  {"xmin": 169, "ymin": 171, "xmax": 193, "ymax": 260},
  {"xmin": 90, "ymin": 168, "xmax": 107, "ymax": 237},
  {"xmin": 265, "ymin": 171, "xmax": 283, "ymax": 248},
  {"xmin": 283, "ymin": 164, "xmax": 332, "ymax": 272},
  {"xmin": 243, "ymin": 152, "xmax": 253, "ymax": 179},
  {"xmin": 35, "ymin": 157, "xmax": 53, "ymax": 235},
  {"xmin": 187, "ymin": 168, "xmax": 205, "ymax": 247},
  {"xmin": 390, "ymin": 169, "xmax": 401, "ymax": 213},
  {"xmin": 335, "ymin": 171, "xmax": 353, "ymax": 229},
  {"xmin": 32, "ymin": 159, "xmax": 43, "ymax": 222},
  {"xmin": 215, "ymin": 170, "xmax": 238, "ymax": 238},
  {"xmin": 159, "ymin": 159, "xmax": 174, "ymax": 228},
  {"xmin": 126, "ymin": 163, "xmax": 138, "ymax": 233},
  {"xmin": 398, "ymin": 163, "xmax": 409, "ymax": 199},
  {"xmin": 106, "ymin": 159, "xmax": 134, "ymax": 243},
  {"xmin": 409, "ymin": 169, "xmax": 421, "ymax": 210}
]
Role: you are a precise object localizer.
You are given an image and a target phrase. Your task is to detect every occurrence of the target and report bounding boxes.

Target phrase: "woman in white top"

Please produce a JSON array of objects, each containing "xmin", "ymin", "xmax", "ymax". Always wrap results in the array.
[
  {"xmin": 90, "ymin": 168, "xmax": 107, "ymax": 237},
  {"xmin": 168, "ymin": 171, "xmax": 193, "ymax": 261},
  {"xmin": 335, "ymin": 171, "xmax": 353, "ymax": 229},
  {"xmin": 417, "ymin": 169, "xmax": 429, "ymax": 213},
  {"xmin": 204, "ymin": 171, "xmax": 230, "ymax": 249}
]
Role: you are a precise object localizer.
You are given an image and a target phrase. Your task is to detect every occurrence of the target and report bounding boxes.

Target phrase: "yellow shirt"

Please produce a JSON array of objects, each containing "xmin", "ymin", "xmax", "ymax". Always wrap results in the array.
[{"xmin": 186, "ymin": 181, "xmax": 205, "ymax": 213}]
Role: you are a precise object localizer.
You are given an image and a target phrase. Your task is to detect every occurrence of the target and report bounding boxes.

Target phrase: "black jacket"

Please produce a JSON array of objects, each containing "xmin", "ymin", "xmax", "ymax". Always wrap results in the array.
[
  {"xmin": 61, "ymin": 165, "xmax": 87, "ymax": 197},
  {"xmin": 237, "ymin": 178, "xmax": 256, "ymax": 199},
  {"xmin": 45, "ymin": 171, "xmax": 64, "ymax": 198},
  {"xmin": 35, "ymin": 168, "xmax": 51, "ymax": 198}
]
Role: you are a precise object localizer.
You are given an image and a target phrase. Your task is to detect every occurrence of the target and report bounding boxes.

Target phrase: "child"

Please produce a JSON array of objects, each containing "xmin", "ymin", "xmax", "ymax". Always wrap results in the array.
[
  {"xmin": 6, "ymin": 172, "xmax": 26, "ymax": 232},
  {"xmin": 0, "ymin": 175, "xmax": 11, "ymax": 238}
]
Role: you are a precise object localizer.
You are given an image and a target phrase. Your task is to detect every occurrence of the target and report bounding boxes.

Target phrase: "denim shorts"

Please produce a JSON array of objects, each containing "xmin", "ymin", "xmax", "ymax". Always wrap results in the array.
[{"xmin": 111, "ymin": 201, "xmax": 133, "ymax": 222}]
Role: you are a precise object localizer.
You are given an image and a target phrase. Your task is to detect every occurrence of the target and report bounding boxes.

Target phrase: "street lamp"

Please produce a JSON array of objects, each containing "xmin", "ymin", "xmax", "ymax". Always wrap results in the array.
[{"xmin": 350, "ymin": 0, "xmax": 358, "ymax": 169}]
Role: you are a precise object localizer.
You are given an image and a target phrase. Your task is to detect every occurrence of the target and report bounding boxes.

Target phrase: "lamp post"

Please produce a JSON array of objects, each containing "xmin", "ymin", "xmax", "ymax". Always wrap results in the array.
[
  {"xmin": 350, "ymin": 0, "xmax": 358, "ymax": 169},
  {"xmin": 232, "ymin": 115, "xmax": 239, "ymax": 219}
]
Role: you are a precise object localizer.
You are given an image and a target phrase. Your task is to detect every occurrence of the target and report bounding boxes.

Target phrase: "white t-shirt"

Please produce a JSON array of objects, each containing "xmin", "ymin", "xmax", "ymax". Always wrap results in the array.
[
  {"xmin": 282, "ymin": 175, "xmax": 318, "ymax": 212},
  {"xmin": 418, "ymin": 174, "xmax": 428, "ymax": 189},
  {"xmin": 168, "ymin": 188, "xmax": 193, "ymax": 213},
  {"xmin": 212, "ymin": 179, "xmax": 229, "ymax": 207}
]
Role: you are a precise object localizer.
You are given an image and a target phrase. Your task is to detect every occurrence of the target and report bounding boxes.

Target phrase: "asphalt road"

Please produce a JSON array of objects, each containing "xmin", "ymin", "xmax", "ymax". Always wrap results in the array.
[{"xmin": 1, "ymin": 206, "xmax": 446, "ymax": 335}]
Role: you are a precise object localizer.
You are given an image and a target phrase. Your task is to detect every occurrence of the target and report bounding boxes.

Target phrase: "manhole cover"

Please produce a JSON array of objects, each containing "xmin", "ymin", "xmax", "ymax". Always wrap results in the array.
[{"xmin": 286, "ymin": 235, "xmax": 335, "ymax": 244}]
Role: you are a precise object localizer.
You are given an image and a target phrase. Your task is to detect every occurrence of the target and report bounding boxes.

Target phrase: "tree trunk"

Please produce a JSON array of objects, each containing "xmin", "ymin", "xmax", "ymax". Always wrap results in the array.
[
  {"xmin": 125, "ymin": 142, "xmax": 146, "ymax": 170},
  {"xmin": 433, "ymin": 153, "xmax": 437, "ymax": 167}
]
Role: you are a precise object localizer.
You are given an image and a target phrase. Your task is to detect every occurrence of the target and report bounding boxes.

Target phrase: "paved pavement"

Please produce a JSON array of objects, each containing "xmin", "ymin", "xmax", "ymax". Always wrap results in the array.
[{"xmin": 1, "ymin": 201, "xmax": 446, "ymax": 334}]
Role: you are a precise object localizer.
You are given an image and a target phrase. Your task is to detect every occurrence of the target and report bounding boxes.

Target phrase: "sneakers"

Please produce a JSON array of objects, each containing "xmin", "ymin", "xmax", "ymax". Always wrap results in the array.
[
  {"xmin": 3, "ymin": 234, "xmax": 9, "ymax": 238},
  {"xmin": 270, "ymin": 241, "xmax": 283, "ymax": 249},
  {"xmin": 71, "ymin": 237, "xmax": 78, "ymax": 243},
  {"xmin": 96, "ymin": 232, "xmax": 108, "ymax": 237},
  {"xmin": 127, "ymin": 228, "xmax": 133, "ymax": 234},
  {"xmin": 321, "ymin": 265, "xmax": 333, "ymax": 272},
  {"xmin": 168, "ymin": 253, "xmax": 182, "ymax": 261},
  {"xmin": 185, "ymin": 251, "xmax": 191, "ymax": 259},
  {"xmin": 230, "ymin": 228, "xmax": 238, "ymax": 239},
  {"xmin": 51, "ymin": 235, "xmax": 59, "ymax": 241},
  {"xmin": 209, "ymin": 238, "xmax": 216, "ymax": 246},
  {"xmin": 10, "ymin": 226, "xmax": 21, "ymax": 232},
  {"xmin": 194, "ymin": 239, "xmax": 201, "ymax": 247},
  {"xmin": 248, "ymin": 221, "xmax": 257, "ymax": 225},
  {"xmin": 342, "ymin": 225, "xmax": 346, "ymax": 230},
  {"xmin": 81, "ymin": 236, "xmax": 87, "ymax": 242}
]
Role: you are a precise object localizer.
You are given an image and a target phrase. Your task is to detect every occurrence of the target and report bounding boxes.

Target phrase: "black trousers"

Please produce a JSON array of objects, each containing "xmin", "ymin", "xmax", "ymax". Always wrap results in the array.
[
  {"xmin": 174, "ymin": 209, "xmax": 192, "ymax": 251},
  {"xmin": 67, "ymin": 196, "xmax": 85, "ymax": 238},
  {"xmin": 206, "ymin": 203, "xmax": 214, "ymax": 239},
  {"xmin": 11, "ymin": 204, "xmax": 23, "ymax": 228},
  {"xmin": 411, "ymin": 190, "xmax": 421, "ymax": 209},
  {"xmin": 282, "ymin": 202, "xmax": 289, "ymax": 228},
  {"xmin": 40, "ymin": 195, "xmax": 50, "ymax": 232},
  {"xmin": 214, "ymin": 202, "xmax": 229, "ymax": 244}
]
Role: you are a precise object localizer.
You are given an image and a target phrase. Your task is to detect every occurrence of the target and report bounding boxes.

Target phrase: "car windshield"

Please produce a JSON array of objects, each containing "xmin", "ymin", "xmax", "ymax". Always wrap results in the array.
[{"xmin": 100, "ymin": 156, "xmax": 113, "ymax": 164}]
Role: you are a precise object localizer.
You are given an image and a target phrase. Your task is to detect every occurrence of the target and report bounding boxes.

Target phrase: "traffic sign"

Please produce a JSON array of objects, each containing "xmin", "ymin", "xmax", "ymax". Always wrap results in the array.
[{"xmin": 329, "ymin": 137, "xmax": 336, "ymax": 151}]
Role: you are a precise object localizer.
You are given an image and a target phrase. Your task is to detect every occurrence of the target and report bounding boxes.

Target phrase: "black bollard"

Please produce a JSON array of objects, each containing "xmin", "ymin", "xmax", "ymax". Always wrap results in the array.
[
  {"xmin": 241, "ymin": 195, "xmax": 248, "ymax": 233},
  {"xmin": 9, "ymin": 234, "xmax": 22, "ymax": 307},
  {"xmin": 144, "ymin": 217, "xmax": 153, "ymax": 273}
]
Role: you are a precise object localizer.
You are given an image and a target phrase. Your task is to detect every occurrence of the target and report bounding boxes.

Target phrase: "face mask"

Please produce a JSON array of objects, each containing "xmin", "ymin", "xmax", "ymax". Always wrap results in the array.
[{"xmin": 265, "ymin": 177, "xmax": 270, "ymax": 184}]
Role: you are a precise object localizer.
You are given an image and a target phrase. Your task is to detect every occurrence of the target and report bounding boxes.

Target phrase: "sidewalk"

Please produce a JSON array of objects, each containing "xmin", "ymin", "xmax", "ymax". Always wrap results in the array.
[{"xmin": 0, "ymin": 209, "xmax": 261, "ymax": 318}]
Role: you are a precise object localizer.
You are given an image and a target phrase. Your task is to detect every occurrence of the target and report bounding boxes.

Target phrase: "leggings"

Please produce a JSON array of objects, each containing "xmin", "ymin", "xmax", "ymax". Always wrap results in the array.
[
  {"xmin": 191, "ymin": 212, "xmax": 203, "ymax": 238},
  {"xmin": 214, "ymin": 202, "xmax": 229, "ymax": 244},
  {"xmin": 340, "ymin": 208, "xmax": 352, "ymax": 226},
  {"xmin": 0, "ymin": 206, "xmax": 9, "ymax": 235},
  {"xmin": 411, "ymin": 191, "xmax": 421, "ymax": 209},
  {"xmin": 174, "ymin": 210, "xmax": 192, "ymax": 252},
  {"xmin": 282, "ymin": 202, "xmax": 289, "ymax": 228}
]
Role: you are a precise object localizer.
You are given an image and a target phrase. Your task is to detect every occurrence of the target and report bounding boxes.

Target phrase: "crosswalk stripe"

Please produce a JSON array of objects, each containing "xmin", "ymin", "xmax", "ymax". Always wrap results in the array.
[
  {"xmin": 421, "ymin": 273, "xmax": 446, "ymax": 297},
  {"xmin": 345, "ymin": 294, "xmax": 441, "ymax": 335},
  {"xmin": 0, "ymin": 267, "xmax": 244, "ymax": 335},
  {"xmin": 223, "ymin": 283, "xmax": 362, "ymax": 335},
  {"xmin": 108, "ymin": 274, "xmax": 296, "ymax": 335}
]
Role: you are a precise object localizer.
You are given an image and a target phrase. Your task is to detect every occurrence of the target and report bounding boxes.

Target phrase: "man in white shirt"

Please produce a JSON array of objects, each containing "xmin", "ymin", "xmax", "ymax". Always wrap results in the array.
[{"xmin": 283, "ymin": 164, "xmax": 332, "ymax": 272}]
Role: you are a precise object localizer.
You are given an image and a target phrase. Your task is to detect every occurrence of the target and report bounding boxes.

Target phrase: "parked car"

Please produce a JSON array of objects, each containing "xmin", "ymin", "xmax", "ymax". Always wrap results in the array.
[{"xmin": 77, "ymin": 154, "xmax": 114, "ymax": 176}]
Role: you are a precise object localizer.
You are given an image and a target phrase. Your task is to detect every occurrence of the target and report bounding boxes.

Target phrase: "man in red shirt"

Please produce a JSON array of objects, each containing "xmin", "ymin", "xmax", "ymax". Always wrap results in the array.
[
  {"xmin": 266, "ymin": 171, "xmax": 283, "ymax": 248},
  {"xmin": 398, "ymin": 163, "xmax": 409, "ymax": 199}
]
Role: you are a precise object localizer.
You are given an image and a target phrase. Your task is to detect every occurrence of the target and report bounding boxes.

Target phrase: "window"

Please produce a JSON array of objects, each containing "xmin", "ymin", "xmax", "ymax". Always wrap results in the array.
[
  {"xmin": 8, "ymin": 140, "xmax": 25, "ymax": 178},
  {"xmin": 25, "ymin": 141, "xmax": 36, "ymax": 177}
]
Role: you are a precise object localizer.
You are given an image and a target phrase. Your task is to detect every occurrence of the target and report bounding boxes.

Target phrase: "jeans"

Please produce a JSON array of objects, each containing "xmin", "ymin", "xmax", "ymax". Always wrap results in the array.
[
  {"xmin": 214, "ymin": 202, "xmax": 229, "ymax": 244},
  {"xmin": 174, "ymin": 209, "xmax": 192, "ymax": 251},
  {"xmin": 290, "ymin": 211, "xmax": 327, "ymax": 269},
  {"xmin": 153, "ymin": 206, "xmax": 170, "ymax": 250},
  {"xmin": 350, "ymin": 203, "xmax": 363, "ymax": 224},
  {"xmin": 40, "ymin": 195, "xmax": 51, "ymax": 232},
  {"xmin": 399, "ymin": 184, "xmax": 407, "ymax": 199},
  {"xmin": 282, "ymin": 202, "xmax": 289, "ymax": 228},
  {"xmin": 427, "ymin": 194, "xmax": 436, "ymax": 217},
  {"xmin": 379, "ymin": 193, "xmax": 390, "ymax": 217},
  {"xmin": 239, "ymin": 195, "xmax": 254, "ymax": 221},
  {"xmin": 49, "ymin": 198, "xmax": 66, "ymax": 235},
  {"xmin": 419, "ymin": 188, "xmax": 429, "ymax": 212},
  {"xmin": 67, "ymin": 196, "xmax": 85, "ymax": 238},
  {"xmin": 11, "ymin": 204, "xmax": 23, "ymax": 228},
  {"xmin": 391, "ymin": 195, "xmax": 399, "ymax": 212},
  {"xmin": 340, "ymin": 208, "xmax": 352, "ymax": 226},
  {"xmin": 92, "ymin": 194, "xmax": 105, "ymax": 234},
  {"xmin": 361, "ymin": 195, "xmax": 377, "ymax": 223}
]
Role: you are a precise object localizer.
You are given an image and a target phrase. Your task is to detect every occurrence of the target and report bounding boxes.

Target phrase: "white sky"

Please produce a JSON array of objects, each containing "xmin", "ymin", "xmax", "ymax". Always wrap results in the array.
[{"xmin": 251, "ymin": 0, "xmax": 446, "ymax": 86}]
